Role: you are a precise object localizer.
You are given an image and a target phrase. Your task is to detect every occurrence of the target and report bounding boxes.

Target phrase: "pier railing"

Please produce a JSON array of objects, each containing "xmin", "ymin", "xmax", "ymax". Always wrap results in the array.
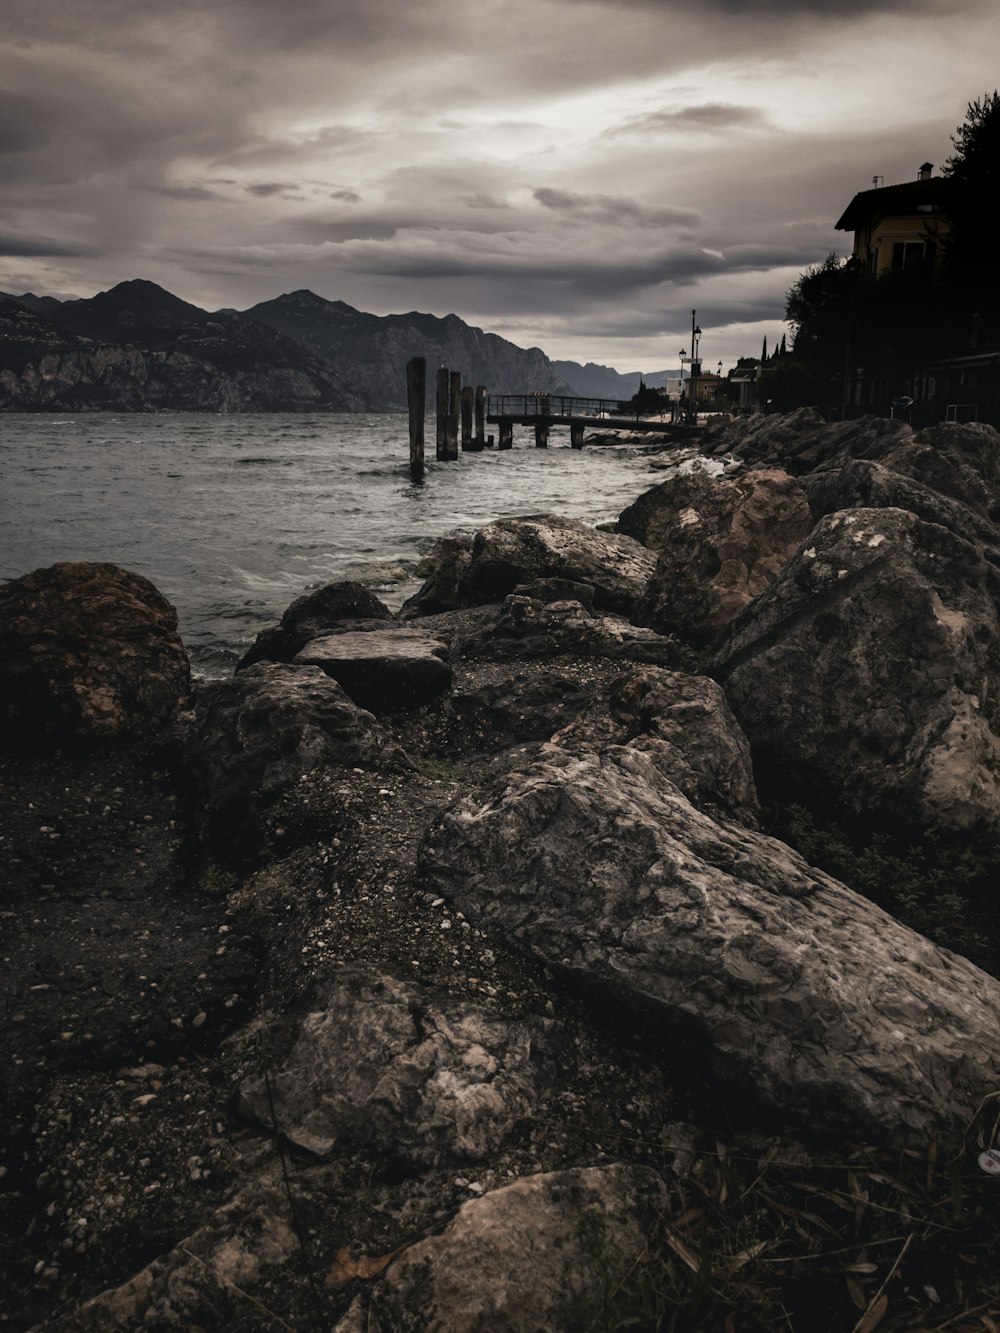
[{"xmin": 486, "ymin": 393, "xmax": 621, "ymax": 419}]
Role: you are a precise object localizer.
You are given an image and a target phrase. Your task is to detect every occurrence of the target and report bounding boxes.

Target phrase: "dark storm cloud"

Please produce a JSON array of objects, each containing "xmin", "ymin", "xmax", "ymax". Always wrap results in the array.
[
  {"xmin": 533, "ymin": 189, "xmax": 702, "ymax": 229},
  {"xmin": 606, "ymin": 0, "xmax": 935, "ymax": 13},
  {"xmin": 244, "ymin": 183, "xmax": 292, "ymax": 198},
  {"xmin": 330, "ymin": 189, "xmax": 362, "ymax": 203},
  {"xmin": 0, "ymin": 89, "xmax": 59, "ymax": 155},
  {"xmin": 0, "ymin": 232, "xmax": 96, "ymax": 258},
  {"xmin": 146, "ymin": 184, "xmax": 226, "ymax": 202},
  {"xmin": 609, "ymin": 103, "xmax": 769, "ymax": 136}
]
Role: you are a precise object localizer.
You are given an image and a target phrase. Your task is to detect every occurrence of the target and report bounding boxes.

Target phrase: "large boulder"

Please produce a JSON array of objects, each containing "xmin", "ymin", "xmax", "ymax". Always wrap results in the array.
[
  {"xmin": 701, "ymin": 410, "xmax": 910, "ymax": 474},
  {"xmin": 801, "ymin": 458, "xmax": 1000, "ymax": 555},
  {"xmin": 452, "ymin": 593, "xmax": 688, "ymax": 668},
  {"xmin": 295, "ymin": 628, "xmax": 452, "ymax": 712},
  {"xmin": 238, "ymin": 580, "xmax": 392, "ymax": 669},
  {"xmin": 710, "ymin": 507, "xmax": 1000, "ymax": 833},
  {"xmin": 182, "ymin": 662, "xmax": 409, "ymax": 847},
  {"xmin": 399, "ymin": 535, "xmax": 473, "ymax": 618},
  {"xmin": 459, "ymin": 514, "xmax": 657, "ymax": 616},
  {"xmin": 0, "ymin": 561, "xmax": 189, "ymax": 744},
  {"xmin": 551, "ymin": 667, "xmax": 760, "ymax": 826},
  {"xmin": 625, "ymin": 469, "xmax": 814, "ymax": 648},
  {"xmin": 421, "ymin": 746, "xmax": 1000, "ymax": 1145},
  {"xmin": 237, "ymin": 967, "xmax": 564, "ymax": 1164},
  {"xmin": 875, "ymin": 421, "xmax": 1000, "ymax": 518},
  {"xmin": 338, "ymin": 1165, "xmax": 669, "ymax": 1333}
]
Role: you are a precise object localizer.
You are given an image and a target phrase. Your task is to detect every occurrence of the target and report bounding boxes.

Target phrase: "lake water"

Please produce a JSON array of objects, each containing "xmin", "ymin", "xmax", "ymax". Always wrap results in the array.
[{"xmin": 1, "ymin": 414, "xmax": 678, "ymax": 676}]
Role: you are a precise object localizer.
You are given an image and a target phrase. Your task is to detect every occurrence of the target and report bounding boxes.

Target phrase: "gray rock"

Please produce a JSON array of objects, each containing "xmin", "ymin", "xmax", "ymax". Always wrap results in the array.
[
  {"xmin": 551, "ymin": 667, "xmax": 759, "ymax": 826},
  {"xmin": 453, "ymin": 593, "xmax": 688, "ymax": 667},
  {"xmin": 459, "ymin": 514, "xmax": 657, "ymax": 616},
  {"xmin": 399, "ymin": 535, "xmax": 473, "ymax": 618},
  {"xmin": 181, "ymin": 662, "xmax": 408, "ymax": 847},
  {"xmin": 237, "ymin": 967, "xmax": 564, "ymax": 1163},
  {"xmin": 0, "ymin": 561, "xmax": 190, "ymax": 745},
  {"xmin": 50, "ymin": 1172, "xmax": 299, "ymax": 1330},
  {"xmin": 421, "ymin": 746, "xmax": 1000, "ymax": 1144},
  {"xmin": 625, "ymin": 468, "xmax": 814, "ymax": 647},
  {"xmin": 295, "ymin": 628, "xmax": 452, "ymax": 712},
  {"xmin": 801, "ymin": 458, "xmax": 1000, "ymax": 556},
  {"xmin": 711, "ymin": 507, "xmax": 1000, "ymax": 833},
  {"xmin": 238, "ymin": 580, "xmax": 392, "ymax": 669},
  {"xmin": 340, "ymin": 1164, "xmax": 669, "ymax": 1333}
]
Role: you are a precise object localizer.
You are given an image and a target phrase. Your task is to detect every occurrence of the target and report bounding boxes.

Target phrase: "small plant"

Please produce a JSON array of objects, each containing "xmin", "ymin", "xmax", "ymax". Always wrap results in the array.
[
  {"xmin": 774, "ymin": 804, "xmax": 997, "ymax": 972},
  {"xmin": 198, "ymin": 863, "xmax": 238, "ymax": 898}
]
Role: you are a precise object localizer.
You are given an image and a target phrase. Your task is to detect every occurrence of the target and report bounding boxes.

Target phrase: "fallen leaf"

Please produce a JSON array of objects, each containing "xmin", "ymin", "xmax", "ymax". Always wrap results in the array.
[
  {"xmin": 846, "ymin": 1275, "xmax": 868, "ymax": 1311},
  {"xmin": 324, "ymin": 1242, "xmax": 411, "ymax": 1291},
  {"xmin": 854, "ymin": 1292, "xmax": 888, "ymax": 1333}
]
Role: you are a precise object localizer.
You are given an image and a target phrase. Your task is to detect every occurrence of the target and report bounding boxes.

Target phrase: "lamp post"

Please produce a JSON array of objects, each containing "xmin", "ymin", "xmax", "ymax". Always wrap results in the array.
[
  {"xmin": 688, "ymin": 312, "xmax": 702, "ymax": 424},
  {"xmin": 677, "ymin": 350, "xmax": 688, "ymax": 420}
]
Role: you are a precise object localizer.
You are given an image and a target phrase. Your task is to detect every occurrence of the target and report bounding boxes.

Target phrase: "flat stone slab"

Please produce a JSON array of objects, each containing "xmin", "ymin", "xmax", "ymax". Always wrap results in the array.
[{"xmin": 295, "ymin": 628, "xmax": 452, "ymax": 712}]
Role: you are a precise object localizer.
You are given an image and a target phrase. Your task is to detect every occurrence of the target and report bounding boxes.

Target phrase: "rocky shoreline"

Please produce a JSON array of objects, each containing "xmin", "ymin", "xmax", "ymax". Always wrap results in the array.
[{"xmin": 3, "ymin": 408, "xmax": 1000, "ymax": 1330}]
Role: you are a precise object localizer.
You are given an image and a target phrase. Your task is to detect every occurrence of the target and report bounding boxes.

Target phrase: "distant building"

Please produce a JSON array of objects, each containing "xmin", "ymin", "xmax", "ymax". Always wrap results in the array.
[{"xmin": 835, "ymin": 163, "xmax": 949, "ymax": 280}]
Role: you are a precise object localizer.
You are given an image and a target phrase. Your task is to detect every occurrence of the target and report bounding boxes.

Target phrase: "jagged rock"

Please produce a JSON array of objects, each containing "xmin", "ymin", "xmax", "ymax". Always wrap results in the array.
[
  {"xmin": 711, "ymin": 507, "xmax": 1000, "ymax": 833},
  {"xmin": 438, "ymin": 665, "xmax": 607, "ymax": 756},
  {"xmin": 625, "ymin": 469, "xmax": 814, "ymax": 648},
  {"xmin": 551, "ymin": 668, "xmax": 759, "ymax": 826},
  {"xmin": 0, "ymin": 561, "xmax": 190, "ymax": 744},
  {"xmin": 453, "ymin": 594, "xmax": 688, "ymax": 667},
  {"xmin": 295, "ymin": 628, "xmax": 452, "ymax": 712},
  {"xmin": 421, "ymin": 746, "xmax": 1000, "ymax": 1144},
  {"xmin": 880, "ymin": 421, "xmax": 1000, "ymax": 518},
  {"xmin": 700, "ymin": 409, "xmax": 911, "ymax": 473},
  {"xmin": 801, "ymin": 458, "xmax": 1000, "ymax": 556},
  {"xmin": 238, "ymin": 580, "xmax": 392, "ymax": 669},
  {"xmin": 459, "ymin": 514, "xmax": 657, "ymax": 615},
  {"xmin": 237, "ymin": 967, "xmax": 564, "ymax": 1163},
  {"xmin": 338, "ymin": 1165, "xmax": 669, "ymax": 1333},
  {"xmin": 399, "ymin": 536, "xmax": 473, "ymax": 618},
  {"xmin": 181, "ymin": 662, "xmax": 408, "ymax": 847},
  {"xmin": 50, "ymin": 1172, "xmax": 299, "ymax": 1330}
]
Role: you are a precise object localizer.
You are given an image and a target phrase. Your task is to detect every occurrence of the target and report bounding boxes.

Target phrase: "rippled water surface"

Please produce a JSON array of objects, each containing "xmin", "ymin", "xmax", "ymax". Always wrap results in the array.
[{"xmin": 1, "ymin": 413, "xmax": 671, "ymax": 675}]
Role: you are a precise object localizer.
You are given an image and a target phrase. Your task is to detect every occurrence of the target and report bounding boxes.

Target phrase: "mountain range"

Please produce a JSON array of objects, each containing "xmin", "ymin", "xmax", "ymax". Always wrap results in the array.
[{"xmin": 0, "ymin": 279, "xmax": 663, "ymax": 412}]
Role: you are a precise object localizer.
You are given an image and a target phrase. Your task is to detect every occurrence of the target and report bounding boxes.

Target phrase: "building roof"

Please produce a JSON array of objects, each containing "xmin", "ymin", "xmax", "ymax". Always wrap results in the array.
[{"xmin": 835, "ymin": 177, "xmax": 948, "ymax": 232}]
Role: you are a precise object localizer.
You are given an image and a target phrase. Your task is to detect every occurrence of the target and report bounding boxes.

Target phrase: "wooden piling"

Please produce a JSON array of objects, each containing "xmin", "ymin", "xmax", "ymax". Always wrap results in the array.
[
  {"xmin": 407, "ymin": 357, "xmax": 425, "ymax": 481},
  {"xmin": 474, "ymin": 386, "xmax": 486, "ymax": 448},
  {"xmin": 460, "ymin": 385, "xmax": 474, "ymax": 451},
  {"xmin": 534, "ymin": 422, "xmax": 548, "ymax": 448},
  {"xmin": 570, "ymin": 423, "xmax": 584, "ymax": 449},
  {"xmin": 499, "ymin": 421, "xmax": 513, "ymax": 450},
  {"xmin": 435, "ymin": 367, "xmax": 449, "ymax": 460},
  {"xmin": 446, "ymin": 371, "xmax": 460, "ymax": 460}
]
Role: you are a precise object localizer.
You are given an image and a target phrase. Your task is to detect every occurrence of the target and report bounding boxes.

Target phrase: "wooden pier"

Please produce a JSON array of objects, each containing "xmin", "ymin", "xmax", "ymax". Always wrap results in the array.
[
  {"xmin": 406, "ymin": 360, "xmax": 687, "ymax": 478},
  {"xmin": 486, "ymin": 394, "xmax": 679, "ymax": 449}
]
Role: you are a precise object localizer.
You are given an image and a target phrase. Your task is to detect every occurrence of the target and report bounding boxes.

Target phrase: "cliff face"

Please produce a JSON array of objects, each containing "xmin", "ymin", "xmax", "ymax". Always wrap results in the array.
[
  {"xmin": 0, "ymin": 286, "xmax": 358, "ymax": 412},
  {"xmin": 1, "ymin": 283, "xmax": 577, "ymax": 412},
  {"xmin": 242, "ymin": 291, "xmax": 576, "ymax": 408}
]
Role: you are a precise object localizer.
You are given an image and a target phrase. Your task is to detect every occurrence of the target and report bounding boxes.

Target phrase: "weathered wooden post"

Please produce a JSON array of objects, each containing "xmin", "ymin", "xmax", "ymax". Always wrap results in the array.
[
  {"xmin": 435, "ymin": 367, "xmax": 449, "ymax": 460},
  {"xmin": 499, "ymin": 420, "xmax": 513, "ymax": 450},
  {"xmin": 474, "ymin": 386, "xmax": 486, "ymax": 448},
  {"xmin": 534, "ymin": 422, "xmax": 548, "ymax": 448},
  {"xmin": 407, "ymin": 357, "xmax": 425, "ymax": 481},
  {"xmin": 460, "ymin": 385, "xmax": 474, "ymax": 451},
  {"xmin": 447, "ymin": 371, "xmax": 460, "ymax": 460},
  {"xmin": 570, "ymin": 423, "xmax": 585, "ymax": 449}
]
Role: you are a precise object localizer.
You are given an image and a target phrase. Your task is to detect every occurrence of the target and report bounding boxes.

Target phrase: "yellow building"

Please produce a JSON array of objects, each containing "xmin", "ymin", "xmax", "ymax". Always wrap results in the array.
[{"xmin": 835, "ymin": 163, "xmax": 949, "ymax": 279}]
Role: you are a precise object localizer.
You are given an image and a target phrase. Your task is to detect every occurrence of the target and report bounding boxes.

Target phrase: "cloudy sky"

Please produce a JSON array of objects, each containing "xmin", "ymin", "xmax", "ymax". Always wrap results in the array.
[{"xmin": 3, "ymin": 0, "xmax": 998, "ymax": 372}]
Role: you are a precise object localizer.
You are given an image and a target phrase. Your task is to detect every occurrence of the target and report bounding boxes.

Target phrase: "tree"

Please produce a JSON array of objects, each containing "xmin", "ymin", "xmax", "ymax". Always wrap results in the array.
[
  {"xmin": 785, "ymin": 253, "xmax": 853, "ymax": 371},
  {"xmin": 942, "ymin": 91, "xmax": 1000, "ymax": 344}
]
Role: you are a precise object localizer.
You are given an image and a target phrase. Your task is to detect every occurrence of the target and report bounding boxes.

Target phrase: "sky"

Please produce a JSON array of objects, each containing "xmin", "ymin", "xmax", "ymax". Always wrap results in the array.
[{"xmin": 3, "ymin": 0, "xmax": 998, "ymax": 374}]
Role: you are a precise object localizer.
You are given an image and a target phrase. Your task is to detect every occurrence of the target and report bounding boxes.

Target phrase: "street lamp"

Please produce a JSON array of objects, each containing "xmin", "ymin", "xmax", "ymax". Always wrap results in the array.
[
  {"xmin": 677, "ymin": 349, "xmax": 688, "ymax": 419},
  {"xmin": 688, "ymin": 313, "xmax": 702, "ymax": 424}
]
